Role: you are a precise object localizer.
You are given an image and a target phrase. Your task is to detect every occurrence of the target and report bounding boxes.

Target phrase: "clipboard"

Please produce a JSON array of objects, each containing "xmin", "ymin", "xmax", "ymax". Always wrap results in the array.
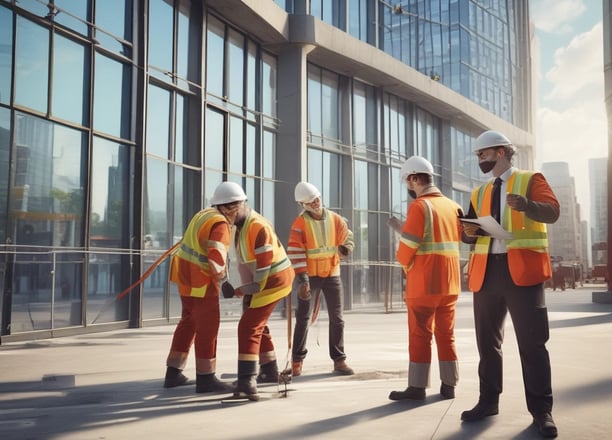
[{"xmin": 459, "ymin": 215, "xmax": 513, "ymax": 240}]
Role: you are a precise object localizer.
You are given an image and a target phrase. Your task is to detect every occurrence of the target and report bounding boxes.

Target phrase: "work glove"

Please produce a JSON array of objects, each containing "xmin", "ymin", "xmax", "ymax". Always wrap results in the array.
[
  {"xmin": 338, "ymin": 245, "xmax": 349, "ymax": 257},
  {"xmin": 221, "ymin": 281, "xmax": 235, "ymax": 298},
  {"xmin": 506, "ymin": 193, "xmax": 528, "ymax": 212}
]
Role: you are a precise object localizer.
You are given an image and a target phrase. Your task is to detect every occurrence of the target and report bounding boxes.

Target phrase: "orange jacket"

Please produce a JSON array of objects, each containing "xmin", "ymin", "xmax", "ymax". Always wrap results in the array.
[
  {"xmin": 287, "ymin": 208, "xmax": 354, "ymax": 278},
  {"xmin": 467, "ymin": 171, "xmax": 560, "ymax": 291},
  {"xmin": 235, "ymin": 210, "xmax": 295, "ymax": 308},
  {"xmin": 169, "ymin": 208, "xmax": 231, "ymax": 297},
  {"xmin": 397, "ymin": 192, "xmax": 462, "ymax": 298}
]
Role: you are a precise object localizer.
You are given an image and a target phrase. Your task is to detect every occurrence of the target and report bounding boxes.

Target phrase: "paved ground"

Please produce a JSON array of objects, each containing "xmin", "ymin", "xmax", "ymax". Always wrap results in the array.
[{"xmin": 1, "ymin": 284, "xmax": 611, "ymax": 440}]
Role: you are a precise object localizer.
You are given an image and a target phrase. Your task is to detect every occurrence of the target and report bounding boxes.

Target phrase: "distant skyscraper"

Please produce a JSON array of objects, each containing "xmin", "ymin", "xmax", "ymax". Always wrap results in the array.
[
  {"xmin": 589, "ymin": 158, "xmax": 608, "ymax": 264},
  {"xmin": 541, "ymin": 162, "xmax": 584, "ymax": 266}
]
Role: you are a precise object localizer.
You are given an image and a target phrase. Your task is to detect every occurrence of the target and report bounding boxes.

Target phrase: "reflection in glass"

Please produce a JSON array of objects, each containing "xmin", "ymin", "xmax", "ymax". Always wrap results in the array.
[
  {"xmin": 55, "ymin": 0, "xmax": 88, "ymax": 35},
  {"xmin": 13, "ymin": 113, "xmax": 85, "ymax": 248},
  {"xmin": 95, "ymin": 0, "xmax": 133, "ymax": 53},
  {"xmin": 146, "ymin": 84, "xmax": 171, "ymax": 158},
  {"xmin": 94, "ymin": 53, "xmax": 131, "ymax": 139},
  {"xmin": 10, "ymin": 115, "xmax": 86, "ymax": 333},
  {"xmin": 144, "ymin": 157, "xmax": 169, "ymax": 250},
  {"xmin": 228, "ymin": 29, "xmax": 244, "ymax": 106},
  {"xmin": 0, "ymin": 107, "xmax": 9, "ymax": 243},
  {"xmin": 262, "ymin": 52, "xmax": 277, "ymax": 118},
  {"xmin": 88, "ymin": 138, "xmax": 130, "ymax": 323},
  {"xmin": 15, "ymin": 17, "xmax": 49, "ymax": 113},
  {"xmin": 229, "ymin": 116, "xmax": 243, "ymax": 174},
  {"xmin": 52, "ymin": 34, "xmax": 88, "ymax": 125},
  {"xmin": 206, "ymin": 16, "xmax": 225, "ymax": 97},
  {"xmin": 205, "ymin": 108, "xmax": 224, "ymax": 170},
  {"xmin": 148, "ymin": 0, "xmax": 173, "ymax": 74},
  {"xmin": 90, "ymin": 137, "xmax": 129, "ymax": 248},
  {"xmin": 0, "ymin": 7, "xmax": 12, "ymax": 105}
]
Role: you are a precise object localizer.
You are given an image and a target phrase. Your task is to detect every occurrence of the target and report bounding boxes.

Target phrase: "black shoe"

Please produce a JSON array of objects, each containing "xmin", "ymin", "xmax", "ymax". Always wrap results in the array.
[
  {"xmin": 163, "ymin": 367, "xmax": 188, "ymax": 388},
  {"xmin": 257, "ymin": 361, "xmax": 280, "ymax": 384},
  {"xmin": 388, "ymin": 386, "xmax": 426, "ymax": 401},
  {"xmin": 440, "ymin": 383, "xmax": 455, "ymax": 399},
  {"xmin": 533, "ymin": 412, "xmax": 558, "ymax": 438},
  {"xmin": 195, "ymin": 373, "xmax": 233, "ymax": 393},
  {"xmin": 234, "ymin": 375, "xmax": 259, "ymax": 401},
  {"xmin": 461, "ymin": 401, "xmax": 499, "ymax": 421}
]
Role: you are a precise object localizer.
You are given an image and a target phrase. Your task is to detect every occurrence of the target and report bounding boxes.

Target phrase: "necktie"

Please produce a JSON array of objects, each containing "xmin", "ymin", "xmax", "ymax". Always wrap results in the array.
[{"xmin": 491, "ymin": 177, "xmax": 502, "ymax": 223}]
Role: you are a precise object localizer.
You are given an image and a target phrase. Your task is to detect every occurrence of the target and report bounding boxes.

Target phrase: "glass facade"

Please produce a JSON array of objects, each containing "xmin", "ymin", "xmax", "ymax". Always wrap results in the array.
[
  {"xmin": 1, "ymin": 0, "xmax": 529, "ymax": 339},
  {"xmin": 277, "ymin": 0, "xmax": 528, "ymax": 129}
]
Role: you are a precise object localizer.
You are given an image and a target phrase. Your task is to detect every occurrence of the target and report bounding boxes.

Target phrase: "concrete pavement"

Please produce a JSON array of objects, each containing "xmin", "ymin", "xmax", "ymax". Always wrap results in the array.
[{"xmin": 1, "ymin": 285, "xmax": 611, "ymax": 439}]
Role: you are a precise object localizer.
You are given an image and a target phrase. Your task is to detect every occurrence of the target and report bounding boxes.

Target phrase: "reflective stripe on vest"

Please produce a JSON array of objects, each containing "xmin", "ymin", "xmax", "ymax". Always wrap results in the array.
[{"xmin": 302, "ymin": 211, "xmax": 341, "ymax": 277}]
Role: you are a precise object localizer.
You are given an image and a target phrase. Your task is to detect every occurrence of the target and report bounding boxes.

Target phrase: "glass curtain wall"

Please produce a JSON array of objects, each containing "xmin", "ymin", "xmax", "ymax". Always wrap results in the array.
[
  {"xmin": 0, "ymin": 0, "xmax": 135, "ymax": 334},
  {"xmin": 275, "ymin": 0, "xmax": 525, "ymax": 128}
]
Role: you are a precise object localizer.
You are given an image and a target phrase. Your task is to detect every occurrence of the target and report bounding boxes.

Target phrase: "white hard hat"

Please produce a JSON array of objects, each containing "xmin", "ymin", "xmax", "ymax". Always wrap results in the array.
[
  {"xmin": 294, "ymin": 181, "xmax": 321, "ymax": 203},
  {"xmin": 473, "ymin": 130, "xmax": 513, "ymax": 152},
  {"xmin": 400, "ymin": 156, "xmax": 437, "ymax": 181},
  {"xmin": 210, "ymin": 181, "xmax": 247, "ymax": 206}
]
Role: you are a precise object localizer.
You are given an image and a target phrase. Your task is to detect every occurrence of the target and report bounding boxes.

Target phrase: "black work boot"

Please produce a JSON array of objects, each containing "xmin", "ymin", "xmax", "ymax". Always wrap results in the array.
[
  {"xmin": 163, "ymin": 366, "xmax": 188, "ymax": 388},
  {"xmin": 257, "ymin": 361, "xmax": 280, "ymax": 384},
  {"xmin": 234, "ymin": 360, "xmax": 259, "ymax": 401},
  {"xmin": 388, "ymin": 386, "xmax": 426, "ymax": 401},
  {"xmin": 195, "ymin": 373, "xmax": 233, "ymax": 393}
]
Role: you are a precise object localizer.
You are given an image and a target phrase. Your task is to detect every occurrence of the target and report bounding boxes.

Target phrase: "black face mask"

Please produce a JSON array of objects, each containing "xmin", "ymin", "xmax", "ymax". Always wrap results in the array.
[
  {"xmin": 408, "ymin": 189, "xmax": 417, "ymax": 199},
  {"xmin": 479, "ymin": 160, "xmax": 496, "ymax": 174}
]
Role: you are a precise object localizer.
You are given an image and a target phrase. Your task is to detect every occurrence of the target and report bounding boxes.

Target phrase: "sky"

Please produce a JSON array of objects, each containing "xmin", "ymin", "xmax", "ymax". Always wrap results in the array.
[{"xmin": 530, "ymin": 0, "xmax": 607, "ymax": 225}]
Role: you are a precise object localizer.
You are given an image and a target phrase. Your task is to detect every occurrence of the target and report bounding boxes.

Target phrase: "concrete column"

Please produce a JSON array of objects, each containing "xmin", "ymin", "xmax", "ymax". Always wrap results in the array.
[
  {"xmin": 275, "ymin": 43, "xmax": 314, "ymax": 244},
  {"xmin": 594, "ymin": 0, "xmax": 612, "ymax": 303}
]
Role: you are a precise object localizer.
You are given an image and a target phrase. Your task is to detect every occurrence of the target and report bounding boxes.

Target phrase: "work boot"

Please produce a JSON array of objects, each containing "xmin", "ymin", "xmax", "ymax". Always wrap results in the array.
[
  {"xmin": 292, "ymin": 360, "xmax": 303, "ymax": 377},
  {"xmin": 195, "ymin": 373, "xmax": 233, "ymax": 393},
  {"xmin": 388, "ymin": 386, "xmax": 426, "ymax": 401},
  {"xmin": 532, "ymin": 412, "xmax": 558, "ymax": 438},
  {"xmin": 440, "ymin": 383, "xmax": 455, "ymax": 399},
  {"xmin": 461, "ymin": 401, "xmax": 499, "ymax": 421},
  {"xmin": 333, "ymin": 359, "xmax": 354, "ymax": 375},
  {"xmin": 256, "ymin": 361, "xmax": 279, "ymax": 384},
  {"xmin": 234, "ymin": 360, "xmax": 259, "ymax": 401},
  {"xmin": 163, "ymin": 366, "xmax": 188, "ymax": 388}
]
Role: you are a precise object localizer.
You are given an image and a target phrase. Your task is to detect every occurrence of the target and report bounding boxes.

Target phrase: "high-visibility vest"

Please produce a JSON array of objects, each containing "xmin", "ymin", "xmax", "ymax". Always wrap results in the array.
[
  {"xmin": 172, "ymin": 208, "xmax": 229, "ymax": 298},
  {"xmin": 468, "ymin": 171, "xmax": 552, "ymax": 291},
  {"xmin": 397, "ymin": 196, "xmax": 461, "ymax": 298},
  {"xmin": 236, "ymin": 210, "xmax": 294, "ymax": 308},
  {"xmin": 288, "ymin": 210, "xmax": 352, "ymax": 278}
]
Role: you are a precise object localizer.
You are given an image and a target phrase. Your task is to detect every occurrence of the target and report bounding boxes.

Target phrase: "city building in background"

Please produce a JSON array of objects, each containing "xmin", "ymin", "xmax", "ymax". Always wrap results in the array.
[
  {"xmin": 541, "ymin": 162, "xmax": 585, "ymax": 279},
  {"xmin": 589, "ymin": 158, "xmax": 608, "ymax": 267},
  {"xmin": 0, "ymin": 0, "xmax": 534, "ymax": 341}
]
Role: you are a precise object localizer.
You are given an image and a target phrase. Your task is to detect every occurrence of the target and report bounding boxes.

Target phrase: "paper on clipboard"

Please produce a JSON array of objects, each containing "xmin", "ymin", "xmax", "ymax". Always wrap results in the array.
[{"xmin": 459, "ymin": 216, "xmax": 513, "ymax": 240}]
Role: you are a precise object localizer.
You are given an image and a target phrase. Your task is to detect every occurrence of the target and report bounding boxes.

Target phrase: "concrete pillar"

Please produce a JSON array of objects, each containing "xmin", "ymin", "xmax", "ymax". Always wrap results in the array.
[
  {"xmin": 594, "ymin": 0, "xmax": 612, "ymax": 303},
  {"xmin": 275, "ymin": 43, "xmax": 314, "ymax": 244}
]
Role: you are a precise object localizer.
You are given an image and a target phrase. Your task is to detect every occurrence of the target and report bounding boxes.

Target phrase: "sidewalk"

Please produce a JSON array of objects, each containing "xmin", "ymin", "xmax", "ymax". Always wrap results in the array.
[{"xmin": 1, "ymin": 285, "xmax": 611, "ymax": 439}]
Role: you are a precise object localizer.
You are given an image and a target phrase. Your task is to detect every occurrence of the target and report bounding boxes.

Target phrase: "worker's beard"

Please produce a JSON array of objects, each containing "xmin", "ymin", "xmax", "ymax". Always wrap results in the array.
[{"xmin": 408, "ymin": 189, "xmax": 417, "ymax": 199}]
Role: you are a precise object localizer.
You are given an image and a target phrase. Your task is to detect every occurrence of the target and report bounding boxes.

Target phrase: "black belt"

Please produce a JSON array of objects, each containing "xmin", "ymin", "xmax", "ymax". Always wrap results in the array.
[{"xmin": 488, "ymin": 253, "xmax": 507, "ymax": 261}]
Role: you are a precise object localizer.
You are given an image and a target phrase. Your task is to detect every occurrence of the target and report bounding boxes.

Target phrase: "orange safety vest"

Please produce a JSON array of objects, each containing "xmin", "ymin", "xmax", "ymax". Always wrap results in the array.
[
  {"xmin": 236, "ymin": 210, "xmax": 294, "ymax": 308},
  {"xmin": 288, "ymin": 209, "xmax": 352, "ymax": 278},
  {"xmin": 170, "ymin": 208, "xmax": 229, "ymax": 298},
  {"xmin": 468, "ymin": 171, "xmax": 552, "ymax": 291},
  {"xmin": 397, "ymin": 195, "xmax": 461, "ymax": 298}
]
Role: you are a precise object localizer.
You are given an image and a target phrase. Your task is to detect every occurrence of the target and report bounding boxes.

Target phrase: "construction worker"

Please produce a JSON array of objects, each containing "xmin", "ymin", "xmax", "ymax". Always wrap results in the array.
[
  {"xmin": 224, "ymin": 192, "xmax": 295, "ymax": 401},
  {"xmin": 163, "ymin": 181, "xmax": 245, "ymax": 393},
  {"xmin": 387, "ymin": 156, "xmax": 463, "ymax": 401},
  {"xmin": 461, "ymin": 130, "xmax": 560, "ymax": 438},
  {"xmin": 287, "ymin": 181, "xmax": 355, "ymax": 376}
]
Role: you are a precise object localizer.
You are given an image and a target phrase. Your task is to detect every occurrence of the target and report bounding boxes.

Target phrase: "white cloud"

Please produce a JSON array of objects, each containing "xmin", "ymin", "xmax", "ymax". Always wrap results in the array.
[
  {"xmin": 535, "ymin": 20, "xmax": 607, "ymax": 223},
  {"xmin": 544, "ymin": 22, "xmax": 604, "ymax": 102},
  {"xmin": 531, "ymin": 0, "xmax": 586, "ymax": 33}
]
